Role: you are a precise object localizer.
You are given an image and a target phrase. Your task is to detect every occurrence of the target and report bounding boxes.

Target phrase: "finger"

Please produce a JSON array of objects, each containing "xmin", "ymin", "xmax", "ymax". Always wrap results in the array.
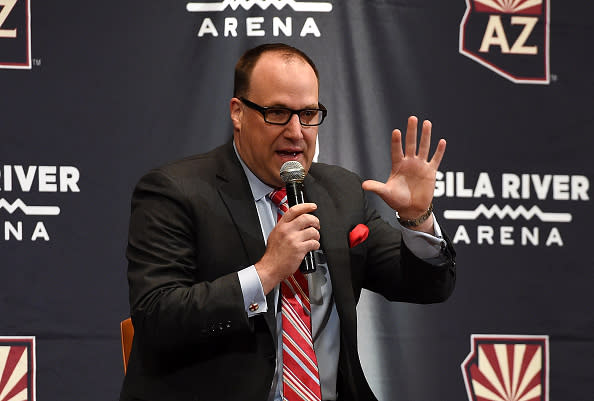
[
  {"xmin": 303, "ymin": 239, "xmax": 321, "ymax": 252},
  {"xmin": 301, "ymin": 226, "xmax": 321, "ymax": 242},
  {"xmin": 292, "ymin": 229, "xmax": 320, "ymax": 251},
  {"xmin": 417, "ymin": 120, "xmax": 432, "ymax": 160},
  {"xmin": 282, "ymin": 203, "xmax": 317, "ymax": 222},
  {"xmin": 288, "ymin": 227, "xmax": 320, "ymax": 249},
  {"xmin": 293, "ymin": 214, "xmax": 320, "ymax": 231},
  {"xmin": 362, "ymin": 180, "xmax": 396, "ymax": 209},
  {"xmin": 429, "ymin": 139, "xmax": 447, "ymax": 169},
  {"xmin": 390, "ymin": 129, "xmax": 404, "ymax": 169},
  {"xmin": 362, "ymin": 179, "xmax": 387, "ymax": 197},
  {"xmin": 404, "ymin": 116, "xmax": 418, "ymax": 157}
]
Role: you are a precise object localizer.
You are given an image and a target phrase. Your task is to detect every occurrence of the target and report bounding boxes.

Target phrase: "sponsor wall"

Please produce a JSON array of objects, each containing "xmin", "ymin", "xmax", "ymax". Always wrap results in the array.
[{"xmin": 1, "ymin": 0, "xmax": 592, "ymax": 400}]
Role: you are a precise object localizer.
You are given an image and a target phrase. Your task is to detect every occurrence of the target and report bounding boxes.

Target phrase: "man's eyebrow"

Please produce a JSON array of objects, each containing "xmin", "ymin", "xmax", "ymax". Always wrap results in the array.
[{"xmin": 268, "ymin": 103, "xmax": 319, "ymax": 109}]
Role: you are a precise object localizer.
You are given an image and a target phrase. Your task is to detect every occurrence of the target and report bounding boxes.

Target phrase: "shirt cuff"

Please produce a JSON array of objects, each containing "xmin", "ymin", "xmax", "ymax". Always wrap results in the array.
[
  {"xmin": 237, "ymin": 265, "xmax": 268, "ymax": 317},
  {"xmin": 397, "ymin": 214, "xmax": 447, "ymax": 260}
]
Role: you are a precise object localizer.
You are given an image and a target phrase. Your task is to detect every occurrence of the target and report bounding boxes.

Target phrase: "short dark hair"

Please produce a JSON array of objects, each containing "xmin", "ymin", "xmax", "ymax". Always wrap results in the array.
[{"xmin": 233, "ymin": 43, "xmax": 319, "ymax": 98}]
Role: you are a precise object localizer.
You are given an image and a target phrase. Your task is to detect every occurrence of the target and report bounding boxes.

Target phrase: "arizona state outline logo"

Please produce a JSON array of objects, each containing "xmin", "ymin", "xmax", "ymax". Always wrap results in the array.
[
  {"xmin": 461, "ymin": 334, "xmax": 549, "ymax": 401},
  {"xmin": 459, "ymin": 0, "xmax": 550, "ymax": 84},
  {"xmin": 0, "ymin": 0, "xmax": 31, "ymax": 69},
  {"xmin": 0, "ymin": 337, "xmax": 36, "ymax": 401}
]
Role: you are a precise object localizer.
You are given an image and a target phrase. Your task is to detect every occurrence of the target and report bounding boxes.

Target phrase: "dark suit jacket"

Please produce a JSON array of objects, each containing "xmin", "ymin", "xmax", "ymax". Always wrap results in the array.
[{"xmin": 120, "ymin": 140, "xmax": 456, "ymax": 401}]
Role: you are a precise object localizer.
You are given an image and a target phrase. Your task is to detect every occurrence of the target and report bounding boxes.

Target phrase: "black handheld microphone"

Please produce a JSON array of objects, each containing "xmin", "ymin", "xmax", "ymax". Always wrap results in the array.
[{"xmin": 280, "ymin": 161, "xmax": 317, "ymax": 274}]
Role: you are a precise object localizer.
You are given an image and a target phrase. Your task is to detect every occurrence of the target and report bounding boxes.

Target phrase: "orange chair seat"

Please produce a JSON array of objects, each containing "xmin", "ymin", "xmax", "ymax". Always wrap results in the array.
[{"xmin": 120, "ymin": 318, "xmax": 134, "ymax": 373}]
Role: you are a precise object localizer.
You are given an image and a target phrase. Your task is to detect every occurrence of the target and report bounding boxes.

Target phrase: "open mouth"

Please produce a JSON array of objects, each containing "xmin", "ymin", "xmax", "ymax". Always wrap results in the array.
[{"xmin": 277, "ymin": 151, "xmax": 301, "ymax": 157}]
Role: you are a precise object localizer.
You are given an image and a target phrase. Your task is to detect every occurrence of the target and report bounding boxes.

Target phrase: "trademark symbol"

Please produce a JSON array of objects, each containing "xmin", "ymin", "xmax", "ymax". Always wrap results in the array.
[
  {"xmin": 550, "ymin": 74, "xmax": 558, "ymax": 82},
  {"xmin": 32, "ymin": 58, "xmax": 42, "ymax": 67}
]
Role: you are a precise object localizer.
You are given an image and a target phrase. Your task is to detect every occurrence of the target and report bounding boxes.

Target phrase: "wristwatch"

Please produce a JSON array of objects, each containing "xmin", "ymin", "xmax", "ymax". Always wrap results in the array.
[{"xmin": 397, "ymin": 203, "xmax": 434, "ymax": 228}]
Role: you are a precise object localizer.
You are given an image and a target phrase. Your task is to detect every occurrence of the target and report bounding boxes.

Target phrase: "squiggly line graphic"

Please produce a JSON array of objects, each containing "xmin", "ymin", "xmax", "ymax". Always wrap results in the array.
[
  {"xmin": 0, "ymin": 198, "xmax": 61, "ymax": 216},
  {"xmin": 187, "ymin": 0, "xmax": 333, "ymax": 12},
  {"xmin": 443, "ymin": 204, "xmax": 571, "ymax": 223}
]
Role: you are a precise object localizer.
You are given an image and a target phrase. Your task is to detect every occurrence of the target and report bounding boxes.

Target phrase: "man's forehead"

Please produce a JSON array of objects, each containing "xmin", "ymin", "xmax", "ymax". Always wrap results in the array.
[
  {"xmin": 248, "ymin": 53, "xmax": 318, "ymax": 95},
  {"xmin": 253, "ymin": 51, "xmax": 312, "ymax": 74}
]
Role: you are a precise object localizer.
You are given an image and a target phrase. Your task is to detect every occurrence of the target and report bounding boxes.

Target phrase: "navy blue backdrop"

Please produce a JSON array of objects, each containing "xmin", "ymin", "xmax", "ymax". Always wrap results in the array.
[{"xmin": 1, "ymin": 1, "xmax": 593, "ymax": 400}]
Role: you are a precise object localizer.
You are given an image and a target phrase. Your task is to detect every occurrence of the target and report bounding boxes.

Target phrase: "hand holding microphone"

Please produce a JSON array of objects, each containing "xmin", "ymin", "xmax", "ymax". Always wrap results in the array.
[
  {"xmin": 254, "ymin": 161, "xmax": 320, "ymax": 294},
  {"xmin": 280, "ymin": 161, "xmax": 318, "ymax": 274}
]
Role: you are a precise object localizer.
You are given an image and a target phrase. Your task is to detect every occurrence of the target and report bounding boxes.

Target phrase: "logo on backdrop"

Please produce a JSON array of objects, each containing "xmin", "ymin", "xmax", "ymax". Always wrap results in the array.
[
  {"xmin": 0, "ymin": 0, "xmax": 31, "ymax": 69},
  {"xmin": 435, "ymin": 171, "xmax": 590, "ymax": 246},
  {"xmin": 461, "ymin": 335, "xmax": 549, "ymax": 401},
  {"xmin": 185, "ymin": 0, "xmax": 333, "ymax": 38},
  {"xmin": 0, "ymin": 165, "xmax": 80, "ymax": 241},
  {"xmin": 459, "ymin": 0, "xmax": 550, "ymax": 84},
  {"xmin": 0, "ymin": 337, "xmax": 36, "ymax": 401}
]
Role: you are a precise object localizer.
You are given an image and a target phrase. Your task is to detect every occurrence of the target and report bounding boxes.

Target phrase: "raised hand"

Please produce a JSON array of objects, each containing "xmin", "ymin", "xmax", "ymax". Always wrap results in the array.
[{"xmin": 362, "ymin": 116, "xmax": 446, "ymax": 233}]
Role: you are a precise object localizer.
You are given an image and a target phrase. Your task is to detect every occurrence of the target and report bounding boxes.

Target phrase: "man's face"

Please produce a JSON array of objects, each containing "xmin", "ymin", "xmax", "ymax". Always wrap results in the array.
[{"xmin": 231, "ymin": 52, "xmax": 320, "ymax": 188}]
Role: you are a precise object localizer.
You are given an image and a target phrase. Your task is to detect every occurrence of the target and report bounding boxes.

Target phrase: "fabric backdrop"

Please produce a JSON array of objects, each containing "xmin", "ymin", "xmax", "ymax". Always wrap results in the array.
[{"xmin": 1, "ymin": 1, "xmax": 592, "ymax": 400}]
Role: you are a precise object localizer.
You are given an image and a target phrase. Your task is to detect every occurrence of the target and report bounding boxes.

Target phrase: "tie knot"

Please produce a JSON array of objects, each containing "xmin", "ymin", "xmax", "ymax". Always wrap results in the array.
[
  {"xmin": 269, "ymin": 188, "xmax": 287, "ymax": 208},
  {"xmin": 269, "ymin": 188, "xmax": 289, "ymax": 220}
]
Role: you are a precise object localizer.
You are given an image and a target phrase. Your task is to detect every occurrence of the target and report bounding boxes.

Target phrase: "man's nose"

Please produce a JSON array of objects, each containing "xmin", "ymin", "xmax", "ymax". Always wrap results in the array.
[{"xmin": 284, "ymin": 113, "xmax": 303, "ymax": 138}]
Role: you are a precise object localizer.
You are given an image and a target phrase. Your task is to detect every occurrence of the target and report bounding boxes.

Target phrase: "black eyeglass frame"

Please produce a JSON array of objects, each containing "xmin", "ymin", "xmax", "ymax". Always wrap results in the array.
[{"xmin": 239, "ymin": 97, "xmax": 327, "ymax": 126}]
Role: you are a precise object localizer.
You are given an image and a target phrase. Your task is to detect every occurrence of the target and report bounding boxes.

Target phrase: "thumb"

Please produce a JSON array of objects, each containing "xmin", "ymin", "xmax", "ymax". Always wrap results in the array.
[{"xmin": 362, "ymin": 180, "xmax": 385, "ymax": 195}]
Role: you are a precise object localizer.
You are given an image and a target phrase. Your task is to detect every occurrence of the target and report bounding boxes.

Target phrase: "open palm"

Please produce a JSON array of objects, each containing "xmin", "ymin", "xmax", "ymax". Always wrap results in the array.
[{"xmin": 362, "ymin": 116, "xmax": 446, "ymax": 222}]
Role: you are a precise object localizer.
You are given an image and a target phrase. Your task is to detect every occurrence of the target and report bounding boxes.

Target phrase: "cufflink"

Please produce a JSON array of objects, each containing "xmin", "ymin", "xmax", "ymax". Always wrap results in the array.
[{"xmin": 249, "ymin": 303, "xmax": 259, "ymax": 312}]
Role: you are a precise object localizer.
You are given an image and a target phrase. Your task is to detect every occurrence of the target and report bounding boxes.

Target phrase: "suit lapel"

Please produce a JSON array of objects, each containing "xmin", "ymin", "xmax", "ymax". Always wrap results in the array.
[
  {"xmin": 216, "ymin": 141, "xmax": 266, "ymax": 264},
  {"xmin": 304, "ymin": 174, "xmax": 357, "ymax": 326},
  {"xmin": 215, "ymin": 141, "xmax": 277, "ymax": 337}
]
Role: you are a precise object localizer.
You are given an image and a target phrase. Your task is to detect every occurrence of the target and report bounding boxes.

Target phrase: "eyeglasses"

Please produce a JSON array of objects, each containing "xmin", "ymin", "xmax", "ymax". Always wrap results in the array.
[{"xmin": 239, "ymin": 97, "xmax": 327, "ymax": 126}]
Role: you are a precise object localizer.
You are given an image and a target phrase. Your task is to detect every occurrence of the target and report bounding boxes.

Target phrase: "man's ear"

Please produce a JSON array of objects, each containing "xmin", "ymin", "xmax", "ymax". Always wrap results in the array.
[{"xmin": 230, "ymin": 97, "xmax": 242, "ymax": 130}]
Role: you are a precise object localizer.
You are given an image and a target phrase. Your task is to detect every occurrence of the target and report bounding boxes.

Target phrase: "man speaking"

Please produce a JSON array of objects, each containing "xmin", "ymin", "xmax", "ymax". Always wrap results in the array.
[{"xmin": 120, "ymin": 43, "xmax": 456, "ymax": 401}]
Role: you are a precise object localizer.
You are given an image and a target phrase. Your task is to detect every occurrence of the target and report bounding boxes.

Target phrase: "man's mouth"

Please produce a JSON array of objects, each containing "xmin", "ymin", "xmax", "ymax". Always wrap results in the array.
[{"xmin": 277, "ymin": 151, "xmax": 301, "ymax": 157}]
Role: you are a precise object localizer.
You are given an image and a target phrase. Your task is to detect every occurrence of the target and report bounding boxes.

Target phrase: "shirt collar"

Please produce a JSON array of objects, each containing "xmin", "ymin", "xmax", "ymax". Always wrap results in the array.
[{"xmin": 233, "ymin": 141, "xmax": 274, "ymax": 202}]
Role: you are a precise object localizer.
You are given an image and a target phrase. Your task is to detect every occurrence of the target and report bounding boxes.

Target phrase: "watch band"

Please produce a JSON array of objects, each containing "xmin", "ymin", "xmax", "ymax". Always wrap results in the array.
[{"xmin": 397, "ymin": 203, "xmax": 434, "ymax": 227}]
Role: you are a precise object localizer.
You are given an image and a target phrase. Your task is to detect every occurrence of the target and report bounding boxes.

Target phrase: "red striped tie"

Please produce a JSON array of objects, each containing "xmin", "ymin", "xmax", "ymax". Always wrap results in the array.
[{"xmin": 269, "ymin": 189, "xmax": 322, "ymax": 401}]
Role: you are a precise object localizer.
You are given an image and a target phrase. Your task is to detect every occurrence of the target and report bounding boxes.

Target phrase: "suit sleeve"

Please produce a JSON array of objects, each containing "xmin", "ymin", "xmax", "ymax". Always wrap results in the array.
[
  {"xmin": 350, "ymin": 173, "xmax": 456, "ymax": 304},
  {"xmin": 126, "ymin": 169, "xmax": 251, "ymax": 352},
  {"xmin": 332, "ymin": 169, "xmax": 456, "ymax": 303}
]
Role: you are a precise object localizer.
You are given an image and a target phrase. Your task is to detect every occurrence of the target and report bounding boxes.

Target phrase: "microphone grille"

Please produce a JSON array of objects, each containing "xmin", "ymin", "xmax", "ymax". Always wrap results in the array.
[{"xmin": 280, "ymin": 161, "xmax": 305, "ymax": 183}]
